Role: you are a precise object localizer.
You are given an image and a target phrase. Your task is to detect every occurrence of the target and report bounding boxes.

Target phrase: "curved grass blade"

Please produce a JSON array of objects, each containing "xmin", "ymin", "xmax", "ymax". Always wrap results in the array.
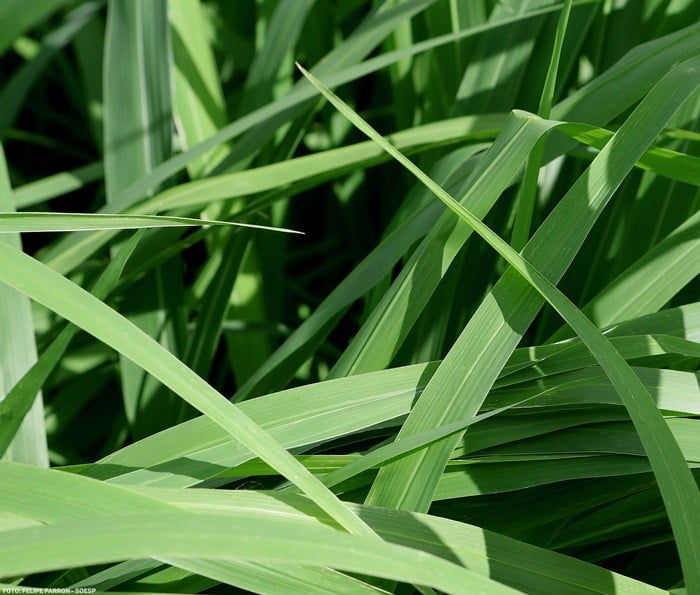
[
  {"xmin": 12, "ymin": 162, "xmax": 104, "ymax": 209},
  {"xmin": 161, "ymin": 557, "xmax": 386, "ymax": 595},
  {"xmin": 134, "ymin": 489, "xmax": 666, "ymax": 594},
  {"xmin": 565, "ymin": 126, "xmax": 700, "ymax": 186},
  {"xmin": 0, "ymin": 212, "xmax": 301, "ymax": 234},
  {"xmin": 0, "ymin": 512, "xmax": 516, "ymax": 594},
  {"xmin": 0, "ymin": 461, "xmax": 661, "ymax": 593},
  {"xmin": 0, "ymin": 462, "xmax": 384, "ymax": 594},
  {"xmin": 497, "ymin": 334, "xmax": 700, "ymax": 388}
]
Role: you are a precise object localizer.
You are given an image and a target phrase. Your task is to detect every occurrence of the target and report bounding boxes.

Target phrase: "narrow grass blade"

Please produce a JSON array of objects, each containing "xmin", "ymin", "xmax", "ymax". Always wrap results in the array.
[
  {"xmin": 0, "ymin": 462, "xmax": 383, "ymax": 594},
  {"xmin": 0, "ymin": 144, "xmax": 48, "ymax": 467},
  {"xmin": 238, "ymin": 0, "xmax": 315, "ymax": 115},
  {"xmin": 0, "ymin": 212, "xmax": 301, "ymax": 234},
  {"xmin": 0, "ymin": 512, "xmax": 516, "ymax": 594},
  {"xmin": 169, "ymin": 0, "xmax": 229, "ymax": 177},
  {"xmin": 182, "ymin": 231, "xmax": 248, "ymax": 378},
  {"xmin": 129, "ymin": 489, "xmax": 666, "ymax": 594},
  {"xmin": 12, "ymin": 162, "xmax": 104, "ymax": 209},
  {"xmin": 455, "ymin": 0, "xmax": 551, "ymax": 114},
  {"xmin": 498, "ymin": 334, "xmax": 700, "ymax": 388},
  {"xmin": 158, "ymin": 558, "xmax": 385, "ymax": 595},
  {"xmin": 490, "ymin": 367, "xmax": 700, "ymax": 415},
  {"xmin": 103, "ymin": 0, "xmax": 188, "ymax": 437},
  {"xmin": 511, "ymin": 0, "xmax": 572, "ymax": 250},
  {"xmin": 564, "ymin": 125, "xmax": 700, "ymax": 186}
]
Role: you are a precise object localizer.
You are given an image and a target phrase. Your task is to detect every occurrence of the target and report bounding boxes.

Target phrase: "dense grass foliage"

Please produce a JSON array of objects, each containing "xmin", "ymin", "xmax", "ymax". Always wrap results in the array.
[{"xmin": 0, "ymin": 0, "xmax": 698, "ymax": 593}]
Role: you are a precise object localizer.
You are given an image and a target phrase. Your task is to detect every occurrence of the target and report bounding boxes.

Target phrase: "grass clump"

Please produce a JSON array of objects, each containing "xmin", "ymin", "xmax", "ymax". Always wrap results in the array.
[{"xmin": 0, "ymin": 0, "xmax": 698, "ymax": 593}]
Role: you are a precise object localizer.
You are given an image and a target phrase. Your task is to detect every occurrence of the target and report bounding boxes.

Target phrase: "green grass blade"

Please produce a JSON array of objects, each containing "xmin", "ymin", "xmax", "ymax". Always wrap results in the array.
[
  {"xmin": 103, "ymin": 0, "xmax": 187, "ymax": 437},
  {"xmin": 126, "ymin": 488, "xmax": 666, "ymax": 594},
  {"xmin": 0, "ymin": 212, "xmax": 300, "ymax": 234},
  {"xmin": 12, "ymin": 162, "xmax": 104, "ymax": 209},
  {"xmin": 158, "ymin": 558, "xmax": 385, "ymax": 595},
  {"xmin": 169, "ymin": 0, "xmax": 229, "ymax": 177},
  {"xmin": 498, "ymin": 334, "xmax": 700, "ymax": 388},
  {"xmin": 563, "ymin": 125, "xmax": 700, "ymax": 186},
  {"xmin": 548, "ymin": 210, "xmax": 700, "ymax": 342},
  {"xmin": 103, "ymin": 0, "xmax": 172, "ymax": 202},
  {"xmin": 238, "ymin": 0, "xmax": 315, "ymax": 115},
  {"xmin": 584, "ymin": 210, "xmax": 700, "ymax": 327},
  {"xmin": 0, "ymin": 461, "xmax": 660, "ymax": 593},
  {"xmin": 0, "ymin": 144, "xmax": 48, "ymax": 467},
  {"xmin": 182, "ymin": 232, "xmax": 247, "ymax": 379},
  {"xmin": 511, "ymin": 0, "xmax": 572, "ymax": 250},
  {"xmin": 490, "ymin": 367, "xmax": 700, "ymax": 415},
  {"xmin": 455, "ymin": 0, "xmax": 552, "ymax": 114},
  {"xmin": 0, "ymin": 462, "xmax": 383, "ymax": 594}
]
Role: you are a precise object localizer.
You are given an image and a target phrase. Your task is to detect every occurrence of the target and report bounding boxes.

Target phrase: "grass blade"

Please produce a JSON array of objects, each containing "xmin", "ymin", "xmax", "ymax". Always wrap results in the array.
[
  {"xmin": 511, "ymin": 0, "xmax": 572, "ymax": 249},
  {"xmin": 0, "ymin": 144, "xmax": 48, "ymax": 466},
  {"xmin": 0, "ymin": 212, "xmax": 301, "ymax": 234}
]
